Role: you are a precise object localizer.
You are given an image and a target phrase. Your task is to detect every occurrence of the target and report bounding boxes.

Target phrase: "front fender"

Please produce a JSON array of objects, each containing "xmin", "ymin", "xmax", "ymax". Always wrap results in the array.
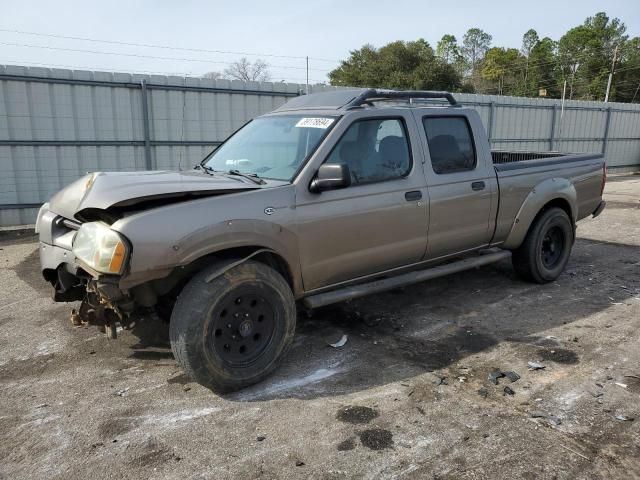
[
  {"xmin": 110, "ymin": 185, "xmax": 300, "ymax": 291},
  {"xmin": 502, "ymin": 178, "xmax": 577, "ymax": 249}
]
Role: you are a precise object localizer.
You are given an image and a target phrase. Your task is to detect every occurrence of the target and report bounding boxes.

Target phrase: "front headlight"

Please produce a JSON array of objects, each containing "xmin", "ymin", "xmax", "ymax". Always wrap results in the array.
[{"xmin": 72, "ymin": 222, "xmax": 128, "ymax": 275}]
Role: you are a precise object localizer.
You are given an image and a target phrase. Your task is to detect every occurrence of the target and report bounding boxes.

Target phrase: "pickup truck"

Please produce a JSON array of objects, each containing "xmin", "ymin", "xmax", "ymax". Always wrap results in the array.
[{"xmin": 36, "ymin": 89, "xmax": 606, "ymax": 392}]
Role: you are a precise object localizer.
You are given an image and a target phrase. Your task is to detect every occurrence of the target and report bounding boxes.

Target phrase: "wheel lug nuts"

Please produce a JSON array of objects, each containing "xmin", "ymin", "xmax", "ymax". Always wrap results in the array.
[
  {"xmin": 227, "ymin": 323, "xmax": 232, "ymax": 328},
  {"xmin": 234, "ymin": 313, "xmax": 239, "ymax": 318},
  {"xmin": 244, "ymin": 313, "xmax": 250, "ymax": 318}
]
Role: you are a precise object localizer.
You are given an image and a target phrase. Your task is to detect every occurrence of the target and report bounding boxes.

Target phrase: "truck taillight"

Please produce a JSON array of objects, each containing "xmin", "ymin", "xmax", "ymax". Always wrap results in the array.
[{"xmin": 600, "ymin": 165, "xmax": 607, "ymax": 196}]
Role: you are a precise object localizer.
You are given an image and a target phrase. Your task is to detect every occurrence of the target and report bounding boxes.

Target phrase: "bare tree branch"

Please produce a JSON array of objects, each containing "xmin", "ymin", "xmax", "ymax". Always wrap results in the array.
[{"xmin": 224, "ymin": 57, "xmax": 271, "ymax": 82}]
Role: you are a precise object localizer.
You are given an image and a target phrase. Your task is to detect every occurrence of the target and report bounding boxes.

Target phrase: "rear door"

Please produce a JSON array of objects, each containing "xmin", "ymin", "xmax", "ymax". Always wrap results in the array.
[
  {"xmin": 295, "ymin": 110, "xmax": 429, "ymax": 291},
  {"xmin": 413, "ymin": 110, "xmax": 498, "ymax": 259}
]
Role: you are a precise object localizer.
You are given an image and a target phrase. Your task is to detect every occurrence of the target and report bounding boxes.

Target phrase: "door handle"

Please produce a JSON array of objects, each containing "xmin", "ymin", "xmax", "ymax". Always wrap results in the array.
[
  {"xmin": 471, "ymin": 181, "xmax": 486, "ymax": 191},
  {"xmin": 405, "ymin": 190, "xmax": 422, "ymax": 201}
]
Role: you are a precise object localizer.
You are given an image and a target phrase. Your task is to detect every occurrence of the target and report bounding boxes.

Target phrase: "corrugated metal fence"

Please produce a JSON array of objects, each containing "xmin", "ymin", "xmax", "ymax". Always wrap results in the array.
[{"xmin": 1, "ymin": 64, "xmax": 639, "ymax": 226}]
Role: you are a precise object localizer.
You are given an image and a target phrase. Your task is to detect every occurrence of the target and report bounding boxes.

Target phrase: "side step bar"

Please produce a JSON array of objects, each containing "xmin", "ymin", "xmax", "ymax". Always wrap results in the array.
[{"xmin": 303, "ymin": 250, "xmax": 512, "ymax": 309}]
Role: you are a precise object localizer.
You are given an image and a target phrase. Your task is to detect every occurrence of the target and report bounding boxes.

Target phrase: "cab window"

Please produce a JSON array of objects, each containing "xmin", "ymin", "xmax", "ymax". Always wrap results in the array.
[
  {"xmin": 325, "ymin": 118, "xmax": 411, "ymax": 184},
  {"xmin": 423, "ymin": 117, "xmax": 476, "ymax": 174}
]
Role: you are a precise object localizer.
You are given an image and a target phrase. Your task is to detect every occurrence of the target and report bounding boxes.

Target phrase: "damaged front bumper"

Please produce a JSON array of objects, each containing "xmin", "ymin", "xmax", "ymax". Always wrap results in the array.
[
  {"xmin": 38, "ymin": 208, "xmax": 86, "ymax": 302},
  {"xmin": 37, "ymin": 208, "xmax": 134, "ymax": 336}
]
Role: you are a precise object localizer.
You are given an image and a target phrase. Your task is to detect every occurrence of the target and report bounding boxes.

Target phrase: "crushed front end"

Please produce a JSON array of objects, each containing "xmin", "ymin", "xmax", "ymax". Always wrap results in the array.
[{"xmin": 37, "ymin": 203, "xmax": 135, "ymax": 338}]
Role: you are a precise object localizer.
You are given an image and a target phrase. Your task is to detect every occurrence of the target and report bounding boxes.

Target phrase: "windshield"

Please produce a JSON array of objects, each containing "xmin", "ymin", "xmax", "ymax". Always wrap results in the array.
[{"xmin": 203, "ymin": 115, "xmax": 337, "ymax": 181}]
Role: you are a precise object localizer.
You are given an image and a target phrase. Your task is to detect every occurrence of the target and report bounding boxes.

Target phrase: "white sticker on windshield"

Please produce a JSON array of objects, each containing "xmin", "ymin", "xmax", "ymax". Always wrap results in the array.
[{"xmin": 295, "ymin": 117, "xmax": 334, "ymax": 129}]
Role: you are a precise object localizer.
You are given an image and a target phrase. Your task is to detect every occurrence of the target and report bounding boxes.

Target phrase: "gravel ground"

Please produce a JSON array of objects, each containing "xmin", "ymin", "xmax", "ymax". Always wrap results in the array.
[{"xmin": 0, "ymin": 175, "xmax": 639, "ymax": 480}]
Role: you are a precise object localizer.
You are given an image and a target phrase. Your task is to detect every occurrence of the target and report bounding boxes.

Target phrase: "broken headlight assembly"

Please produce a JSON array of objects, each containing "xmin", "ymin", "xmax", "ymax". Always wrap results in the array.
[{"xmin": 72, "ymin": 222, "xmax": 129, "ymax": 275}]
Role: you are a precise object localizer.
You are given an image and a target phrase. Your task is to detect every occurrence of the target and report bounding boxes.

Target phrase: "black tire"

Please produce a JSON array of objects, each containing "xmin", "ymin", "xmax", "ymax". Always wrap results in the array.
[
  {"xmin": 512, "ymin": 207, "xmax": 574, "ymax": 283},
  {"xmin": 169, "ymin": 260, "xmax": 296, "ymax": 392}
]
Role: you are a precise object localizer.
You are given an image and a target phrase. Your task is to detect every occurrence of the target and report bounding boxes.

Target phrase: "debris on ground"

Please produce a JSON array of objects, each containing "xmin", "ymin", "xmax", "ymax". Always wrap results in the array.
[
  {"xmin": 329, "ymin": 334, "xmax": 348, "ymax": 348},
  {"xmin": 256, "ymin": 436, "xmax": 266, "ymax": 442},
  {"xmin": 488, "ymin": 369, "xmax": 520, "ymax": 385},
  {"xmin": 504, "ymin": 371, "xmax": 521, "ymax": 383},
  {"xmin": 615, "ymin": 415, "xmax": 635, "ymax": 422},
  {"xmin": 529, "ymin": 413, "xmax": 562, "ymax": 426},
  {"xmin": 503, "ymin": 386, "xmax": 515, "ymax": 396},
  {"xmin": 113, "ymin": 388, "xmax": 129, "ymax": 397},
  {"xmin": 547, "ymin": 416, "xmax": 562, "ymax": 426},
  {"xmin": 477, "ymin": 387, "xmax": 489, "ymax": 398},
  {"xmin": 295, "ymin": 460, "xmax": 305, "ymax": 467},
  {"xmin": 614, "ymin": 382, "xmax": 628, "ymax": 389},
  {"xmin": 528, "ymin": 362, "xmax": 546, "ymax": 370},
  {"xmin": 488, "ymin": 368, "xmax": 505, "ymax": 385}
]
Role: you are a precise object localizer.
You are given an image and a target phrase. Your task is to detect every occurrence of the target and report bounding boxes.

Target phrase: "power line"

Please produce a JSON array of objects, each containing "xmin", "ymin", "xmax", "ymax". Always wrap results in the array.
[
  {"xmin": 0, "ymin": 41, "xmax": 333, "ymax": 73},
  {"xmin": 0, "ymin": 60, "xmax": 328, "ymax": 84},
  {"xmin": 0, "ymin": 28, "xmax": 341, "ymax": 64}
]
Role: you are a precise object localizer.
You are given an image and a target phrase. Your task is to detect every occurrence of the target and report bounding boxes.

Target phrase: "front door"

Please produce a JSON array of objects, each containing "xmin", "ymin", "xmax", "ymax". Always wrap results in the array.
[{"xmin": 295, "ymin": 112, "xmax": 429, "ymax": 291}]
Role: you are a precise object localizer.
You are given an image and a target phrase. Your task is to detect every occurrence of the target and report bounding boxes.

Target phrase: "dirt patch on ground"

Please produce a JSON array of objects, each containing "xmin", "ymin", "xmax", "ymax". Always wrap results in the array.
[
  {"xmin": 336, "ymin": 405, "xmax": 379, "ymax": 424},
  {"xmin": 359, "ymin": 429, "xmax": 394, "ymax": 450}
]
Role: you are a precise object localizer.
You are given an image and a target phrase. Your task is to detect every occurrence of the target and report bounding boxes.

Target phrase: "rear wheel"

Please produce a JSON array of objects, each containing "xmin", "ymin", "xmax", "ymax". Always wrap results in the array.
[
  {"xmin": 169, "ymin": 260, "xmax": 296, "ymax": 392},
  {"xmin": 512, "ymin": 207, "xmax": 574, "ymax": 283}
]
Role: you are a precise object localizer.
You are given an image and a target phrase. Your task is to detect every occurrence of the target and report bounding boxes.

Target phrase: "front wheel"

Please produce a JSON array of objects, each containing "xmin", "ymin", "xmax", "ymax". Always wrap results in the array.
[
  {"xmin": 169, "ymin": 260, "xmax": 296, "ymax": 392},
  {"xmin": 512, "ymin": 207, "xmax": 574, "ymax": 283}
]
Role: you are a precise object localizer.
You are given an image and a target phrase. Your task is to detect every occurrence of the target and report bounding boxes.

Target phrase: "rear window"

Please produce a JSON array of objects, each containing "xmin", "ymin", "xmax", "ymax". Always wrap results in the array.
[{"xmin": 423, "ymin": 117, "xmax": 476, "ymax": 174}]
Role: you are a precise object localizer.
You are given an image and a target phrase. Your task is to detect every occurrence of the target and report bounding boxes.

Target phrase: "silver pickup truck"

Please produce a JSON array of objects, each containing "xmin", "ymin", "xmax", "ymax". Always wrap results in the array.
[{"xmin": 36, "ymin": 89, "xmax": 606, "ymax": 391}]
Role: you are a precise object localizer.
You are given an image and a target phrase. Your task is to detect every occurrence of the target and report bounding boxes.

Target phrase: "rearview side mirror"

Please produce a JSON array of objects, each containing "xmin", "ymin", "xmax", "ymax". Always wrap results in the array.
[{"xmin": 309, "ymin": 163, "xmax": 351, "ymax": 193}]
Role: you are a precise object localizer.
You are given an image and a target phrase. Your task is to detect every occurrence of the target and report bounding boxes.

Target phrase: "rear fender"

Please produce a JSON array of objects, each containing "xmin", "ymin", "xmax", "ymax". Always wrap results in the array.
[{"xmin": 503, "ymin": 178, "xmax": 577, "ymax": 249}]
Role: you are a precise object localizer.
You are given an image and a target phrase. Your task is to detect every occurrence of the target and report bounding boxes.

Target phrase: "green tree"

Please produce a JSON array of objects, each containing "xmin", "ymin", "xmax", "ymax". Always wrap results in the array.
[
  {"xmin": 437, "ymin": 34, "xmax": 467, "ymax": 77},
  {"xmin": 526, "ymin": 37, "xmax": 560, "ymax": 98},
  {"xmin": 614, "ymin": 37, "xmax": 640, "ymax": 102},
  {"xmin": 437, "ymin": 35, "xmax": 461, "ymax": 64},
  {"xmin": 521, "ymin": 29, "xmax": 540, "ymax": 88},
  {"xmin": 481, "ymin": 47, "xmax": 524, "ymax": 95},
  {"xmin": 461, "ymin": 28, "xmax": 492, "ymax": 87},
  {"xmin": 327, "ymin": 10, "xmax": 639, "ymax": 103},
  {"xmin": 328, "ymin": 39, "xmax": 462, "ymax": 91},
  {"xmin": 557, "ymin": 12, "xmax": 627, "ymax": 100}
]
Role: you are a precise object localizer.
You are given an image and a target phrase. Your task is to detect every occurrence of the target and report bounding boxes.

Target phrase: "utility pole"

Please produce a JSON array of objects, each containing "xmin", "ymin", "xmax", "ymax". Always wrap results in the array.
[
  {"xmin": 604, "ymin": 45, "xmax": 619, "ymax": 103},
  {"xmin": 305, "ymin": 56, "xmax": 309, "ymax": 95}
]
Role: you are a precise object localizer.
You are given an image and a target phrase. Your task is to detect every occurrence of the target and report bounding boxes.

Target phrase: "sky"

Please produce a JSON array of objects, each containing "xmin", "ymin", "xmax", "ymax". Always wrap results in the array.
[{"xmin": 1, "ymin": 0, "xmax": 639, "ymax": 84}]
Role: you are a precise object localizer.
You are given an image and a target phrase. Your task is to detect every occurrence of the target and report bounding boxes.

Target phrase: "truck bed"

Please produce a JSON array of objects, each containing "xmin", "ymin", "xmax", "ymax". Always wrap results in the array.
[
  {"xmin": 491, "ymin": 150, "xmax": 566, "ymax": 164},
  {"xmin": 490, "ymin": 150, "xmax": 605, "ymax": 247}
]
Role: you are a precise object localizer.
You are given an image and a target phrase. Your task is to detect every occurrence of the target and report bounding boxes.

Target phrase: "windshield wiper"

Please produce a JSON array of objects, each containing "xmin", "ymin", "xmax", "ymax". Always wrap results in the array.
[
  {"xmin": 226, "ymin": 169, "xmax": 266, "ymax": 185},
  {"xmin": 194, "ymin": 164, "xmax": 215, "ymax": 175}
]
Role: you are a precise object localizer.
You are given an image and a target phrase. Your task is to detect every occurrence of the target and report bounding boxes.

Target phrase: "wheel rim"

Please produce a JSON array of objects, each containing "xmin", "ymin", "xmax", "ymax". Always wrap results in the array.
[
  {"xmin": 541, "ymin": 225, "xmax": 565, "ymax": 268},
  {"xmin": 207, "ymin": 289, "xmax": 276, "ymax": 367}
]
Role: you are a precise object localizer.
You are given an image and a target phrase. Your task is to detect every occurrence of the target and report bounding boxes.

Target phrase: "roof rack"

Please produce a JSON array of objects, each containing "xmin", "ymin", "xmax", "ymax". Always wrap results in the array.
[{"xmin": 346, "ymin": 89, "xmax": 460, "ymax": 108}]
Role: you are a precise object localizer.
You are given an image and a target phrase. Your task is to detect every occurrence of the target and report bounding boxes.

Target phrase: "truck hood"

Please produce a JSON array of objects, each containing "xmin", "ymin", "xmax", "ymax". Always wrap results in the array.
[{"xmin": 48, "ymin": 170, "xmax": 273, "ymax": 221}]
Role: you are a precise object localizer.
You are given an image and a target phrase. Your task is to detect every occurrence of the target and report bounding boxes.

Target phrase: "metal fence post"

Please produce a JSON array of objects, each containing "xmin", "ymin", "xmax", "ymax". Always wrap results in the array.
[
  {"xmin": 550, "ymin": 105, "xmax": 557, "ymax": 151},
  {"xmin": 487, "ymin": 102, "xmax": 495, "ymax": 145},
  {"xmin": 602, "ymin": 107, "xmax": 612, "ymax": 156},
  {"xmin": 140, "ymin": 80, "xmax": 152, "ymax": 170}
]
